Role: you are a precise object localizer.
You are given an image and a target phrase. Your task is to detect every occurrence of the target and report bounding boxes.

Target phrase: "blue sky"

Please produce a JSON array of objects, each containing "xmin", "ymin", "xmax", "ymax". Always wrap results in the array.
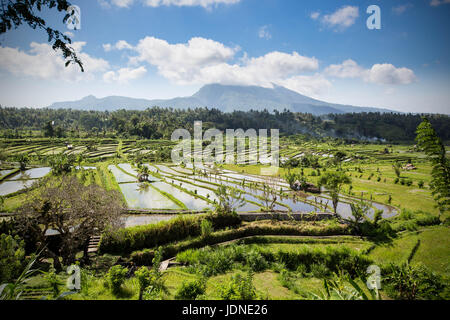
[{"xmin": 0, "ymin": 0, "xmax": 449, "ymax": 114}]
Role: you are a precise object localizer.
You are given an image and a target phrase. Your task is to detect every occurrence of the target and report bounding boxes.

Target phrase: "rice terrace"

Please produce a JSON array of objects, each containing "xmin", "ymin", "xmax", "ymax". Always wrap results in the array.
[{"xmin": 0, "ymin": 0, "xmax": 449, "ymax": 308}]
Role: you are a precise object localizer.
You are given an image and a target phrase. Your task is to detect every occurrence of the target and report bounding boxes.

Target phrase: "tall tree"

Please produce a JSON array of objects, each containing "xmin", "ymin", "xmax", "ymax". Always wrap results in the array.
[
  {"xmin": 319, "ymin": 171, "xmax": 351, "ymax": 214},
  {"xmin": 0, "ymin": 0, "xmax": 83, "ymax": 71},
  {"xmin": 16, "ymin": 176, "xmax": 124, "ymax": 270},
  {"xmin": 415, "ymin": 117, "xmax": 450, "ymax": 217}
]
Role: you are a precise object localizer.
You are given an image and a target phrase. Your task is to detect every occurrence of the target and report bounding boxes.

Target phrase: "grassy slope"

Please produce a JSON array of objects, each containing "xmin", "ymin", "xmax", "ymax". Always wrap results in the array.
[{"xmin": 369, "ymin": 225, "xmax": 450, "ymax": 277}]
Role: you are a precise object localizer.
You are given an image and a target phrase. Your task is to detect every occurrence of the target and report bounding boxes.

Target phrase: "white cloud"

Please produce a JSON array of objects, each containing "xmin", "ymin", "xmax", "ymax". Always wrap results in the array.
[
  {"xmin": 100, "ymin": 0, "xmax": 241, "ymax": 8},
  {"xmin": 0, "ymin": 42, "xmax": 109, "ymax": 81},
  {"xmin": 365, "ymin": 64, "xmax": 416, "ymax": 85},
  {"xmin": 321, "ymin": 6, "xmax": 359, "ymax": 30},
  {"xmin": 325, "ymin": 59, "xmax": 365, "ymax": 79},
  {"xmin": 258, "ymin": 25, "xmax": 271, "ymax": 40},
  {"xmin": 276, "ymin": 74, "xmax": 332, "ymax": 98},
  {"xmin": 392, "ymin": 3, "xmax": 413, "ymax": 15},
  {"xmin": 310, "ymin": 12, "xmax": 320, "ymax": 20},
  {"xmin": 130, "ymin": 36, "xmax": 237, "ymax": 82},
  {"xmin": 128, "ymin": 36, "xmax": 319, "ymax": 87},
  {"xmin": 103, "ymin": 43, "xmax": 112, "ymax": 52},
  {"xmin": 325, "ymin": 59, "xmax": 416, "ymax": 85},
  {"xmin": 64, "ymin": 31, "xmax": 75, "ymax": 38},
  {"xmin": 115, "ymin": 40, "xmax": 133, "ymax": 50},
  {"xmin": 143, "ymin": 0, "xmax": 240, "ymax": 8},
  {"xmin": 430, "ymin": 0, "xmax": 450, "ymax": 6},
  {"xmin": 103, "ymin": 66, "xmax": 147, "ymax": 83},
  {"xmin": 103, "ymin": 40, "xmax": 133, "ymax": 52},
  {"xmin": 111, "ymin": 0, "xmax": 134, "ymax": 7}
]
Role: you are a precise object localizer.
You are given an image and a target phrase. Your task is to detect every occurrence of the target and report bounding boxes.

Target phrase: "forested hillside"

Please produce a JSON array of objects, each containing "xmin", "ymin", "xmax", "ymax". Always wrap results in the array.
[{"xmin": 0, "ymin": 106, "xmax": 448, "ymax": 144}]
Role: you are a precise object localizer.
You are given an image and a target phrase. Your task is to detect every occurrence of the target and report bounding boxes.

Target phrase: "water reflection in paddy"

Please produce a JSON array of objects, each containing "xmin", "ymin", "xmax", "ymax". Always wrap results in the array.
[
  {"xmin": 108, "ymin": 165, "xmax": 136, "ymax": 183},
  {"xmin": 119, "ymin": 183, "xmax": 181, "ymax": 210},
  {"xmin": 152, "ymin": 181, "xmax": 212, "ymax": 210},
  {"xmin": 8, "ymin": 167, "xmax": 51, "ymax": 180},
  {"xmin": 0, "ymin": 180, "xmax": 35, "ymax": 196}
]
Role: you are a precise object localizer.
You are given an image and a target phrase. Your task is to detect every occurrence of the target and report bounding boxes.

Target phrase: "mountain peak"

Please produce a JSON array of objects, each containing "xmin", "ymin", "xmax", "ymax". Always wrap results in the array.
[{"xmin": 48, "ymin": 84, "xmax": 398, "ymax": 115}]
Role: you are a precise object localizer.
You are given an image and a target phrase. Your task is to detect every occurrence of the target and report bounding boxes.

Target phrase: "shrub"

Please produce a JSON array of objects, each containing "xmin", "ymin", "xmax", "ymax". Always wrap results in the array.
[
  {"xmin": 100, "ymin": 213, "xmax": 241, "ymax": 254},
  {"xmin": 391, "ymin": 210, "xmax": 441, "ymax": 232},
  {"xmin": 175, "ymin": 279, "xmax": 206, "ymax": 300},
  {"xmin": 135, "ymin": 266, "xmax": 151, "ymax": 300},
  {"xmin": 131, "ymin": 220, "xmax": 350, "ymax": 266},
  {"xmin": 296, "ymin": 264, "xmax": 308, "ymax": 277},
  {"xmin": 0, "ymin": 234, "xmax": 26, "ymax": 283},
  {"xmin": 418, "ymin": 180, "xmax": 424, "ymax": 188},
  {"xmin": 406, "ymin": 179, "xmax": 413, "ymax": 187},
  {"xmin": 104, "ymin": 265, "xmax": 128, "ymax": 294},
  {"xmin": 394, "ymin": 177, "xmax": 399, "ymax": 184},
  {"xmin": 310, "ymin": 263, "xmax": 331, "ymax": 278},
  {"xmin": 201, "ymin": 219, "xmax": 213, "ymax": 239},
  {"xmin": 383, "ymin": 263, "xmax": 447, "ymax": 300},
  {"xmin": 278, "ymin": 269, "xmax": 301, "ymax": 294},
  {"xmin": 218, "ymin": 272, "xmax": 256, "ymax": 300},
  {"xmin": 245, "ymin": 249, "xmax": 268, "ymax": 272}
]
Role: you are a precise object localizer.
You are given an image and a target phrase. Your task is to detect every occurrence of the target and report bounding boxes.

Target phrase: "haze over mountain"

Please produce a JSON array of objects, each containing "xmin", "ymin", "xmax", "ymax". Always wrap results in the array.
[{"xmin": 48, "ymin": 84, "xmax": 398, "ymax": 115}]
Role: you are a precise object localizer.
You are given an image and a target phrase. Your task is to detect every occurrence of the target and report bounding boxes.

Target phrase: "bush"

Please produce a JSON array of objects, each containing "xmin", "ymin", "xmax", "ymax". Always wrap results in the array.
[
  {"xmin": 394, "ymin": 177, "xmax": 399, "ymax": 184},
  {"xmin": 391, "ymin": 210, "xmax": 441, "ymax": 233},
  {"xmin": 384, "ymin": 263, "xmax": 447, "ymax": 300},
  {"xmin": 418, "ymin": 180, "xmax": 424, "ymax": 188},
  {"xmin": 104, "ymin": 265, "xmax": 128, "ymax": 294},
  {"xmin": 130, "ymin": 220, "xmax": 350, "ymax": 266},
  {"xmin": 0, "ymin": 234, "xmax": 26, "ymax": 283},
  {"xmin": 406, "ymin": 179, "xmax": 413, "ymax": 187},
  {"xmin": 135, "ymin": 266, "xmax": 151, "ymax": 300},
  {"xmin": 175, "ymin": 279, "xmax": 206, "ymax": 300},
  {"xmin": 245, "ymin": 249, "xmax": 268, "ymax": 272},
  {"xmin": 310, "ymin": 263, "xmax": 331, "ymax": 278},
  {"xmin": 218, "ymin": 272, "xmax": 256, "ymax": 300},
  {"xmin": 201, "ymin": 219, "xmax": 213, "ymax": 239},
  {"xmin": 100, "ymin": 213, "xmax": 241, "ymax": 254}
]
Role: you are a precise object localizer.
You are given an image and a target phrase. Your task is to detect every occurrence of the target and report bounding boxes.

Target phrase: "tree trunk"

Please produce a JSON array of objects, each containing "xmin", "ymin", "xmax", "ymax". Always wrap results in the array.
[{"xmin": 47, "ymin": 249, "xmax": 63, "ymax": 272}]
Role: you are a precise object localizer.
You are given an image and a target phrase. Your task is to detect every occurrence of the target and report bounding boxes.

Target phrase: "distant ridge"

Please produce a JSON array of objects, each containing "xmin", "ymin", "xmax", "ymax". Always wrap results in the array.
[{"xmin": 48, "ymin": 84, "xmax": 399, "ymax": 115}]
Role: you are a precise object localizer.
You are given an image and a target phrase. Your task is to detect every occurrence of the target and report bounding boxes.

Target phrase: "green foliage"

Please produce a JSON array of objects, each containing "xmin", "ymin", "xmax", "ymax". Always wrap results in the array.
[
  {"xmin": 318, "ymin": 171, "xmax": 351, "ymax": 214},
  {"xmin": 384, "ymin": 263, "xmax": 447, "ymax": 300},
  {"xmin": 99, "ymin": 213, "xmax": 241, "ymax": 255},
  {"xmin": 0, "ymin": 252, "xmax": 40, "ymax": 300},
  {"xmin": 177, "ymin": 244, "xmax": 371, "ymax": 279},
  {"xmin": 214, "ymin": 185, "xmax": 246, "ymax": 215},
  {"xmin": 175, "ymin": 278, "xmax": 206, "ymax": 300},
  {"xmin": 142, "ymin": 247, "xmax": 169, "ymax": 300},
  {"xmin": 200, "ymin": 219, "xmax": 213, "ymax": 239},
  {"xmin": 0, "ymin": 0, "xmax": 83, "ymax": 71},
  {"xmin": 104, "ymin": 265, "xmax": 128, "ymax": 294},
  {"xmin": 43, "ymin": 269, "xmax": 63, "ymax": 298},
  {"xmin": 392, "ymin": 162, "xmax": 401, "ymax": 178},
  {"xmin": 131, "ymin": 220, "xmax": 349, "ymax": 266},
  {"xmin": 218, "ymin": 272, "xmax": 256, "ymax": 300},
  {"xmin": 134, "ymin": 266, "xmax": 151, "ymax": 300},
  {"xmin": 0, "ymin": 234, "xmax": 26, "ymax": 283},
  {"xmin": 245, "ymin": 248, "xmax": 268, "ymax": 272},
  {"xmin": 307, "ymin": 273, "xmax": 380, "ymax": 300},
  {"xmin": 391, "ymin": 209, "xmax": 441, "ymax": 232},
  {"xmin": 48, "ymin": 153, "xmax": 76, "ymax": 175},
  {"xmin": 415, "ymin": 118, "xmax": 450, "ymax": 216},
  {"xmin": 284, "ymin": 170, "xmax": 305, "ymax": 189}
]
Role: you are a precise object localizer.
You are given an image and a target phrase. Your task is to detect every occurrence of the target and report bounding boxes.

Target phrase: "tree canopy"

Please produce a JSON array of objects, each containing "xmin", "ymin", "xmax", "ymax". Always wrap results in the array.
[{"xmin": 0, "ymin": 0, "xmax": 83, "ymax": 71}]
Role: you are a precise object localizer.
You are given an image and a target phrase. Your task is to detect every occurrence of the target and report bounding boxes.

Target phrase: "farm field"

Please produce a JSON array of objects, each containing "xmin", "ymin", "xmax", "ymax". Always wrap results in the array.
[{"xmin": 0, "ymin": 134, "xmax": 448, "ymax": 301}]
